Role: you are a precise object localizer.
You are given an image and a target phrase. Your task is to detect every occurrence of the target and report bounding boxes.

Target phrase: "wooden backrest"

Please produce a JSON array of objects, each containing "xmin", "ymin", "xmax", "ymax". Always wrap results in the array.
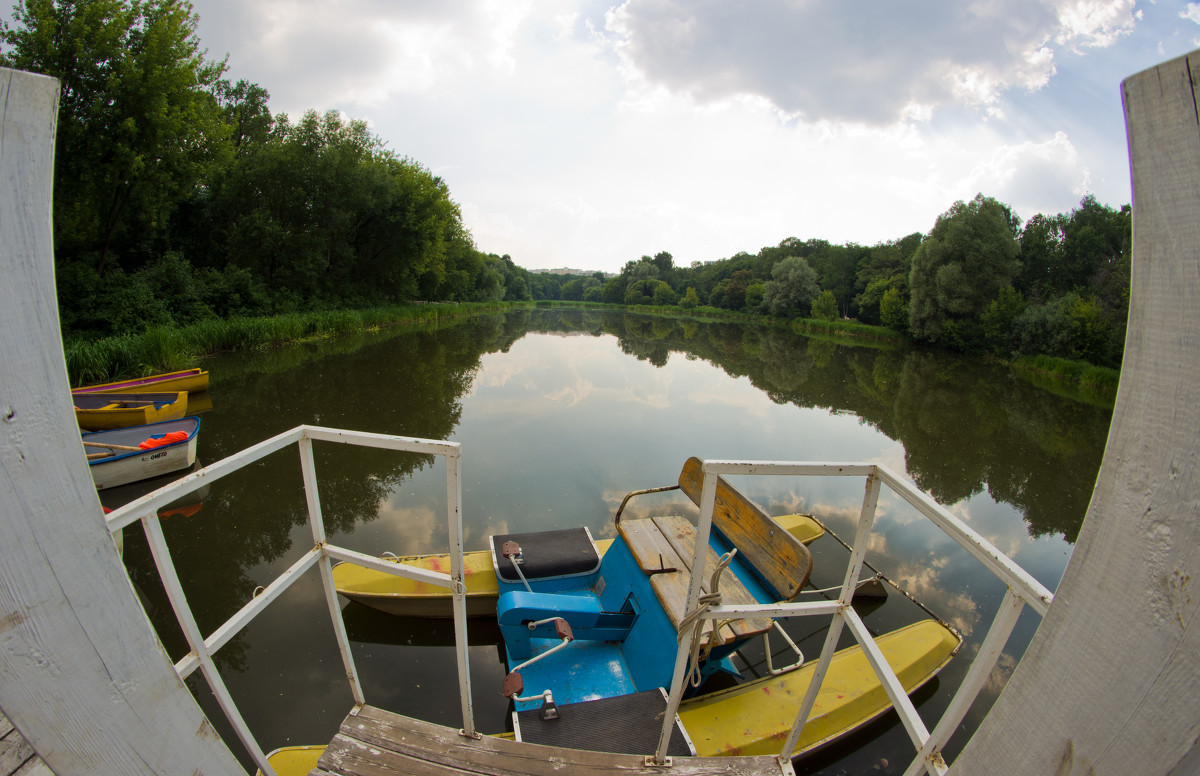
[{"xmin": 678, "ymin": 457, "xmax": 812, "ymax": 600}]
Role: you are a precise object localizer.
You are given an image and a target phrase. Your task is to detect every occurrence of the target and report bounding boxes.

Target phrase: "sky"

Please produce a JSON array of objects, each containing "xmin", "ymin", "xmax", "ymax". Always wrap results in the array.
[{"xmin": 114, "ymin": 3, "xmax": 1200, "ymax": 271}]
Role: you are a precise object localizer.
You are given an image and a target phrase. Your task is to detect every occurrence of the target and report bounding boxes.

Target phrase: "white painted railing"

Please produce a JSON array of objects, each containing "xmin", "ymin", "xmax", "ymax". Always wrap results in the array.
[
  {"xmin": 104, "ymin": 425, "xmax": 473, "ymax": 776},
  {"xmin": 657, "ymin": 460, "xmax": 1055, "ymax": 775},
  {"xmin": 106, "ymin": 435, "xmax": 1052, "ymax": 776}
]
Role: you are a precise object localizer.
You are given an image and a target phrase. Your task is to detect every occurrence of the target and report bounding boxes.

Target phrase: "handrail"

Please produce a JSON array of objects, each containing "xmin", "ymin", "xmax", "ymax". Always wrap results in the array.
[
  {"xmin": 654, "ymin": 459, "xmax": 1055, "ymax": 775},
  {"xmin": 105, "ymin": 425, "xmax": 471, "ymax": 776},
  {"xmin": 107, "ymin": 441, "xmax": 1053, "ymax": 776}
]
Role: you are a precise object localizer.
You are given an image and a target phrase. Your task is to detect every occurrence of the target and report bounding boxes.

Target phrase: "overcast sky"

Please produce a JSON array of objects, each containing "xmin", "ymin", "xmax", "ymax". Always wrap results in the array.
[{"xmin": 187, "ymin": 2, "xmax": 1200, "ymax": 271}]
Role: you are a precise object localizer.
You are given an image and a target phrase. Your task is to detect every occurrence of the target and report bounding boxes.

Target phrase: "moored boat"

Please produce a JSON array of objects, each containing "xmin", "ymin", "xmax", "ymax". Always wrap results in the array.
[
  {"xmin": 482, "ymin": 457, "xmax": 961, "ymax": 758},
  {"xmin": 73, "ymin": 391, "xmax": 187, "ymax": 430},
  {"xmin": 332, "ymin": 512, "xmax": 825, "ymax": 618},
  {"xmin": 71, "ymin": 367, "xmax": 209, "ymax": 396},
  {"xmin": 83, "ymin": 417, "xmax": 201, "ymax": 490}
]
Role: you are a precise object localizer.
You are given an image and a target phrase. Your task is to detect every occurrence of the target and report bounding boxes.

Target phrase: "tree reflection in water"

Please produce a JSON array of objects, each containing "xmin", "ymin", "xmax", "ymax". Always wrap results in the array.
[{"xmin": 115, "ymin": 308, "xmax": 1110, "ymax": 773}]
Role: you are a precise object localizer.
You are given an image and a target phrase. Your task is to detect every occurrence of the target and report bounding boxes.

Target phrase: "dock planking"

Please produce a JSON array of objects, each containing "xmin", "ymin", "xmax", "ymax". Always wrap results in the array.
[
  {"xmin": 0, "ymin": 715, "xmax": 49, "ymax": 776},
  {"xmin": 311, "ymin": 704, "xmax": 792, "ymax": 776}
]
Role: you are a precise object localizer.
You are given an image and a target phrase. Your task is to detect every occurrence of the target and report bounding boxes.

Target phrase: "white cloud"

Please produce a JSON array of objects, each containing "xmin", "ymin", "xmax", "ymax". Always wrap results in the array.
[
  {"xmin": 602, "ymin": 0, "xmax": 1088, "ymax": 125},
  {"xmin": 1182, "ymin": 4, "xmax": 1200, "ymax": 25},
  {"xmin": 174, "ymin": 0, "xmax": 1164, "ymax": 271},
  {"xmin": 1054, "ymin": 0, "xmax": 1139, "ymax": 49},
  {"xmin": 963, "ymin": 131, "xmax": 1092, "ymax": 217}
]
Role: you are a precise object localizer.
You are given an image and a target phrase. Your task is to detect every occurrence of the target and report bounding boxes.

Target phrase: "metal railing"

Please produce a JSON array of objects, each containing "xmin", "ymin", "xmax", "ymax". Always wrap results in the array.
[
  {"xmin": 656, "ymin": 460, "xmax": 1054, "ymax": 775},
  {"xmin": 104, "ymin": 425, "xmax": 475, "ymax": 776},
  {"xmin": 105, "ymin": 435, "xmax": 1053, "ymax": 776}
]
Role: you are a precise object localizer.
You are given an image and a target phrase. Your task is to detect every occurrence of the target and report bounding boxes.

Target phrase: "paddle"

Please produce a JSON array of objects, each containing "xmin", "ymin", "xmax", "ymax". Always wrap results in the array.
[{"xmin": 83, "ymin": 440, "xmax": 142, "ymax": 452}]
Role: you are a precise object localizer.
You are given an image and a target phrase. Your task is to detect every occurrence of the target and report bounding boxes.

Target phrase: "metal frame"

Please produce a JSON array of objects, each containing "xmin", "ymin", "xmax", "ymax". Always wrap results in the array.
[
  {"xmin": 104, "ymin": 425, "xmax": 472, "ymax": 776},
  {"xmin": 655, "ymin": 460, "xmax": 1055, "ymax": 774},
  {"xmin": 106, "ymin": 438, "xmax": 1052, "ymax": 776}
]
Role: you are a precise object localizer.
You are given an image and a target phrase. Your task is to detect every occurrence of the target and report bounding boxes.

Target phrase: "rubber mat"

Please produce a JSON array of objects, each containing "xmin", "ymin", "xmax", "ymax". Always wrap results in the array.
[
  {"xmin": 514, "ymin": 689, "xmax": 693, "ymax": 756},
  {"xmin": 492, "ymin": 527, "xmax": 600, "ymax": 582}
]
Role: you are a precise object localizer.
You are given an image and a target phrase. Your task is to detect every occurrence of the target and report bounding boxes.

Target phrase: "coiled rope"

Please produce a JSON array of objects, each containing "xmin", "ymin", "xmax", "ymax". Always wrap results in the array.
[{"xmin": 677, "ymin": 548, "xmax": 738, "ymax": 688}]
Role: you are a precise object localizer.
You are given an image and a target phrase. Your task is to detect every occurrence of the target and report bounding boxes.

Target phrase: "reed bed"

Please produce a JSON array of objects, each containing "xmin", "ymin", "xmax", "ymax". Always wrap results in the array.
[
  {"xmin": 1011, "ymin": 354, "xmax": 1119, "ymax": 406},
  {"xmin": 62, "ymin": 302, "xmax": 503, "ymax": 387}
]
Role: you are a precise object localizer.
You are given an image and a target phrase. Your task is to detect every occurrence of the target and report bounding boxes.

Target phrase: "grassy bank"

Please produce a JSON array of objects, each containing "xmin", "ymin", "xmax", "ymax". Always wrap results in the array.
[
  {"xmin": 65, "ymin": 301, "xmax": 1122, "ymax": 409},
  {"xmin": 1010, "ymin": 354, "xmax": 1120, "ymax": 407},
  {"xmin": 63, "ymin": 302, "xmax": 512, "ymax": 386}
]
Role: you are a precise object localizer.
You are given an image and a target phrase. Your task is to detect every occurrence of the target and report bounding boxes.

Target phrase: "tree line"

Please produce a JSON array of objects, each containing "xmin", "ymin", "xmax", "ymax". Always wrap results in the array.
[
  {"xmin": 531, "ymin": 193, "xmax": 1129, "ymax": 369},
  {"xmin": 2, "ymin": 1, "xmax": 1130, "ymax": 370},
  {"xmin": 1, "ymin": 0, "xmax": 532, "ymax": 337}
]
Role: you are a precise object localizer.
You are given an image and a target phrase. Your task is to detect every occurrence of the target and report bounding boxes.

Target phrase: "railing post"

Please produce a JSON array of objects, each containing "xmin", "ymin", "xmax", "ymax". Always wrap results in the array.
[
  {"xmin": 777, "ymin": 607, "xmax": 848, "ymax": 762},
  {"xmin": 656, "ymin": 463, "xmax": 720, "ymax": 763},
  {"xmin": 444, "ymin": 448, "xmax": 476, "ymax": 738},
  {"xmin": 140, "ymin": 513, "xmax": 279, "ymax": 776},
  {"xmin": 839, "ymin": 468, "xmax": 882, "ymax": 602},
  {"xmin": 299, "ymin": 433, "xmax": 365, "ymax": 706},
  {"xmin": 903, "ymin": 588, "xmax": 1025, "ymax": 776}
]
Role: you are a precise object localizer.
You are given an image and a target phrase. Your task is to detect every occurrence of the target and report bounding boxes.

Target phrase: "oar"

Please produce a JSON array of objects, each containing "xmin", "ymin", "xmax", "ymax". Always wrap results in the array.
[
  {"xmin": 83, "ymin": 440, "xmax": 142, "ymax": 452},
  {"xmin": 86, "ymin": 451, "xmax": 116, "ymax": 459}
]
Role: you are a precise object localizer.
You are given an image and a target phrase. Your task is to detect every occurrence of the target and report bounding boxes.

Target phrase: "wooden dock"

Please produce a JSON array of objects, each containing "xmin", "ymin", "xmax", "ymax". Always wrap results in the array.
[
  {"xmin": 313, "ymin": 705, "xmax": 792, "ymax": 775},
  {"xmin": 0, "ymin": 715, "xmax": 49, "ymax": 776}
]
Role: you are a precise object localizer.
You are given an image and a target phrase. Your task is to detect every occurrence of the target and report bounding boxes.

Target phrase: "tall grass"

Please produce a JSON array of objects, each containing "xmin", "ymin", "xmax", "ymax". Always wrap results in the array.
[
  {"xmin": 1011, "ymin": 354, "xmax": 1120, "ymax": 407},
  {"xmin": 63, "ymin": 303, "xmax": 496, "ymax": 386}
]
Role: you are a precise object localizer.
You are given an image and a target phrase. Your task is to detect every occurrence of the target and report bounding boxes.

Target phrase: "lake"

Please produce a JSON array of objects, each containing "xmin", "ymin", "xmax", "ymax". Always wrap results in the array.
[{"xmin": 111, "ymin": 308, "xmax": 1112, "ymax": 774}]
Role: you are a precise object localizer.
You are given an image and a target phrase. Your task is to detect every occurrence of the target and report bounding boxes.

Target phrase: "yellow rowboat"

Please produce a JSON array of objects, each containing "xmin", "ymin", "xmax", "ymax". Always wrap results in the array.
[
  {"xmin": 72, "ymin": 367, "xmax": 209, "ymax": 396},
  {"xmin": 678, "ymin": 620, "xmax": 960, "ymax": 756},
  {"xmin": 257, "ymin": 621, "xmax": 958, "ymax": 767},
  {"xmin": 74, "ymin": 391, "xmax": 187, "ymax": 430},
  {"xmin": 333, "ymin": 513, "xmax": 826, "ymax": 618},
  {"xmin": 257, "ymin": 745, "xmax": 325, "ymax": 776}
]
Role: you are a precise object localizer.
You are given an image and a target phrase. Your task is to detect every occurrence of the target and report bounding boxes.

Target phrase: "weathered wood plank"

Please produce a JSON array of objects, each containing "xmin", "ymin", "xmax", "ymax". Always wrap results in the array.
[
  {"xmin": 0, "ymin": 67, "xmax": 242, "ymax": 774},
  {"xmin": 618, "ymin": 517, "xmax": 766, "ymax": 645},
  {"xmin": 0, "ymin": 731, "xmax": 35, "ymax": 776},
  {"xmin": 679, "ymin": 457, "xmax": 812, "ymax": 600},
  {"xmin": 12, "ymin": 760, "xmax": 54, "ymax": 776},
  {"xmin": 651, "ymin": 515, "xmax": 773, "ymax": 641},
  {"xmin": 313, "ymin": 705, "xmax": 789, "ymax": 776},
  {"xmin": 949, "ymin": 49, "xmax": 1200, "ymax": 776}
]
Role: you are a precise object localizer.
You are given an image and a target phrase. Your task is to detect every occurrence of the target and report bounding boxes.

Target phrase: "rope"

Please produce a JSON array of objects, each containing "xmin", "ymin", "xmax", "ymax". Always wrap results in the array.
[
  {"xmin": 805, "ymin": 515, "xmax": 961, "ymax": 639},
  {"xmin": 677, "ymin": 549, "xmax": 737, "ymax": 688}
]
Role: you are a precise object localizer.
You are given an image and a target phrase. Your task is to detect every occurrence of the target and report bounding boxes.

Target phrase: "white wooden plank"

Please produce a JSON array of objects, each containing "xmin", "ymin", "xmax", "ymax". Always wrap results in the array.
[
  {"xmin": 950, "ymin": 49, "xmax": 1200, "ymax": 776},
  {"xmin": 0, "ymin": 67, "xmax": 242, "ymax": 774}
]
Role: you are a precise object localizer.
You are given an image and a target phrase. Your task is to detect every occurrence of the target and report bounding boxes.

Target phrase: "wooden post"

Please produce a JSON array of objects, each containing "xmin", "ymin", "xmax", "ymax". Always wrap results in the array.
[
  {"xmin": 949, "ymin": 50, "xmax": 1200, "ymax": 775},
  {"xmin": 0, "ymin": 69, "xmax": 243, "ymax": 774}
]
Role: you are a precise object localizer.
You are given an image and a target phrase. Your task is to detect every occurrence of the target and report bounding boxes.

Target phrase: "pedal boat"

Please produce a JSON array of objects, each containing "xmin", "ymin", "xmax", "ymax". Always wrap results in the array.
[
  {"xmin": 332, "ymin": 512, "xmax": 825, "ymax": 618},
  {"xmin": 481, "ymin": 458, "xmax": 959, "ymax": 757},
  {"xmin": 339, "ymin": 457, "xmax": 961, "ymax": 760}
]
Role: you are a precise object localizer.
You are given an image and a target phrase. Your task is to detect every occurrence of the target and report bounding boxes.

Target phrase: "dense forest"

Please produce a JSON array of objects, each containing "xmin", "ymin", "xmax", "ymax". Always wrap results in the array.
[{"xmin": 1, "ymin": 0, "xmax": 1130, "ymax": 371}]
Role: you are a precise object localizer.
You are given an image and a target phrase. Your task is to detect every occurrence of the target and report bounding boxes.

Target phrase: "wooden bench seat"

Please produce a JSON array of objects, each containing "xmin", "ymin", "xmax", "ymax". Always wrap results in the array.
[
  {"xmin": 618, "ymin": 514, "xmax": 771, "ymax": 647},
  {"xmin": 677, "ymin": 457, "xmax": 812, "ymax": 601}
]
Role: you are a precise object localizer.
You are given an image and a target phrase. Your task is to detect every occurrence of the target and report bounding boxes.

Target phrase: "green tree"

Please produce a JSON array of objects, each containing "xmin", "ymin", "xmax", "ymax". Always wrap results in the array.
[
  {"xmin": 2, "ymin": 0, "xmax": 229, "ymax": 275},
  {"xmin": 763, "ymin": 256, "xmax": 820, "ymax": 316},
  {"xmin": 811, "ymin": 290, "xmax": 838, "ymax": 320},
  {"xmin": 560, "ymin": 278, "xmax": 585, "ymax": 301},
  {"xmin": 879, "ymin": 287, "xmax": 908, "ymax": 332},
  {"xmin": 908, "ymin": 194, "xmax": 1020, "ymax": 349},
  {"xmin": 652, "ymin": 281, "xmax": 679, "ymax": 306},
  {"xmin": 744, "ymin": 282, "xmax": 765, "ymax": 314},
  {"xmin": 602, "ymin": 277, "xmax": 627, "ymax": 304},
  {"xmin": 679, "ymin": 287, "xmax": 700, "ymax": 309},
  {"xmin": 981, "ymin": 286, "xmax": 1027, "ymax": 356}
]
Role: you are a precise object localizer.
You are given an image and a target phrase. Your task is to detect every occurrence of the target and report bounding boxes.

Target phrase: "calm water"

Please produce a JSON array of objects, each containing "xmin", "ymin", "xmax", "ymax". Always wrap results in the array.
[{"xmin": 113, "ymin": 308, "xmax": 1112, "ymax": 774}]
